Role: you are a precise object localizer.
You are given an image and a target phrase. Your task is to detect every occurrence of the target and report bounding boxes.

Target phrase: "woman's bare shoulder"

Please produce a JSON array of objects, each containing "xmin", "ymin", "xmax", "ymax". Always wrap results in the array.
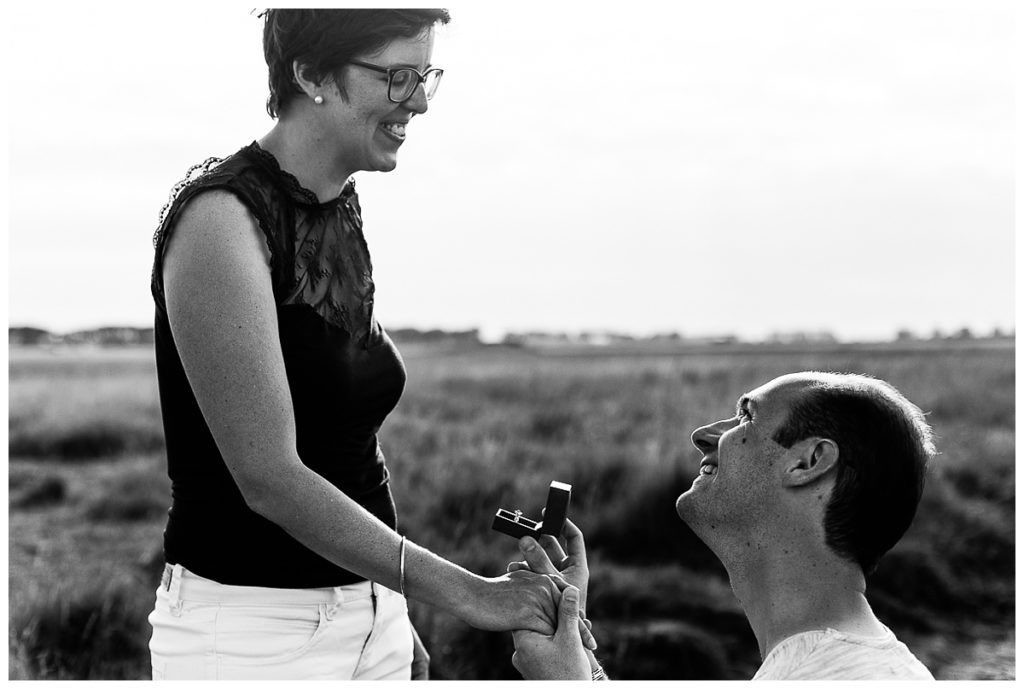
[{"xmin": 164, "ymin": 188, "xmax": 273, "ymax": 276}]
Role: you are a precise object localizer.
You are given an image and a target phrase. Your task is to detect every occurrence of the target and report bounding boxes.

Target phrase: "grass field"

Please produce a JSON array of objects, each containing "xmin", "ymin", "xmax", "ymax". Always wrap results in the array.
[{"xmin": 7, "ymin": 340, "xmax": 1015, "ymax": 679}]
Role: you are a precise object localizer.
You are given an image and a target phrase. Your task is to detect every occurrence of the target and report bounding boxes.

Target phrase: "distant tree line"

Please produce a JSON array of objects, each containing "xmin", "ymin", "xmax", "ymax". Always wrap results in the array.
[
  {"xmin": 9, "ymin": 324, "xmax": 1014, "ymax": 348},
  {"xmin": 9, "ymin": 327, "xmax": 156, "ymax": 346},
  {"xmin": 8, "ymin": 326, "xmax": 484, "ymax": 347}
]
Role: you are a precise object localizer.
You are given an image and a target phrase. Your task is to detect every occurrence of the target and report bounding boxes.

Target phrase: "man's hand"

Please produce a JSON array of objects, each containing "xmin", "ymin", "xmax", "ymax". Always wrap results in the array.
[
  {"xmin": 507, "ymin": 518, "xmax": 596, "ymax": 650},
  {"xmin": 510, "ymin": 518, "xmax": 590, "ymax": 613},
  {"xmin": 512, "ymin": 585, "xmax": 591, "ymax": 680}
]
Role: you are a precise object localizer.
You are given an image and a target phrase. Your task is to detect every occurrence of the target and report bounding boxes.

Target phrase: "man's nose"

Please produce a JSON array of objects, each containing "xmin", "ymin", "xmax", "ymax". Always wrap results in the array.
[{"xmin": 690, "ymin": 417, "xmax": 737, "ymax": 453}]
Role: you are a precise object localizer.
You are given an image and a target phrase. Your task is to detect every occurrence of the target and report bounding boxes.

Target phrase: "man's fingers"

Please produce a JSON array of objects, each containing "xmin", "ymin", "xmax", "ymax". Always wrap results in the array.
[
  {"xmin": 519, "ymin": 536, "xmax": 559, "ymax": 575},
  {"xmin": 544, "ymin": 573, "xmax": 595, "ymax": 647},
  {"xmin": 556, "ymin": 586, "xmax": 582, "ymax": 641},
  {"xmin": 507, "ymin": 560, "xmax": 529, "ymax": 573},
  {"xmin": 545, "ymin": 573, "xmax": 569, "ymax": 591},
  {"xmin": 578, "ymin": 617, "xmax": 598, "ymax": 651},
  {"xmin": 538, "ymin": 534, "xmax": 568, "ymax": 567},
  {"xmin": 563, "ymin": 518, "xmax": 588, "ymax": 564}
]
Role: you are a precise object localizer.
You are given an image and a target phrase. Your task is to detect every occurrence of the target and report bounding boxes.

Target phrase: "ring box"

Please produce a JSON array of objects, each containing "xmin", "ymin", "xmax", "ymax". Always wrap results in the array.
[{"xmin": 492, "ymin": 481, "xmax": 572, "ymax": 539}]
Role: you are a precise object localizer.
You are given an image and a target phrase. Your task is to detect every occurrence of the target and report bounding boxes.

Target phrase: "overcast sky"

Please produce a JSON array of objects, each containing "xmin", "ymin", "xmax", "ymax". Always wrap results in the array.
[{"xmin": 6, "ymin": 0, "xmax": 1015, "ymax": 341}]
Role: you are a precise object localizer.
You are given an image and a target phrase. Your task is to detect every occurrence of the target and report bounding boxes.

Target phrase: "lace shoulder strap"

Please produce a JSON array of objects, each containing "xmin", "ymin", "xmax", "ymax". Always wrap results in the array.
[
  {"xmin": 150, "ymin": 151, "xmax": 290, "ymax": 312},
  {"xmin": 152, "ymin": 156, "xmax": 224, "ymax": 250}
]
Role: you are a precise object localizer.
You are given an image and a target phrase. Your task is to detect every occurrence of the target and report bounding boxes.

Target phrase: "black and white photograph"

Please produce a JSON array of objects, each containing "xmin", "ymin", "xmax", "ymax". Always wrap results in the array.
[{"xmin": 7, "ymin": 1, "xmax": 1015, "ymax": 680}]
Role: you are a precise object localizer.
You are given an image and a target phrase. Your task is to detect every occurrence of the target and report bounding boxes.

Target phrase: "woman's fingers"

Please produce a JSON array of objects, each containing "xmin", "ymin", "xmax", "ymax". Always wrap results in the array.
[
  {"xmin": 507, "ymin": 560, "xmax": 529, "ymax": 573},
  {"xmin": 507, "ymin": 570, "xmax": 559, "ymax": 632},
  {"xmin": 502, "ymin": 571, "xmax": 597, "ymax": 650}
]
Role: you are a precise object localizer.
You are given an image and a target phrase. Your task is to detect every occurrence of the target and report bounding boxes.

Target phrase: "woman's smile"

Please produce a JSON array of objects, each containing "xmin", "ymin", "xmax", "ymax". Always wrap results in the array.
[{"xmin": 378, "ymin": 121, "xmax": 408, "ymax": 142}]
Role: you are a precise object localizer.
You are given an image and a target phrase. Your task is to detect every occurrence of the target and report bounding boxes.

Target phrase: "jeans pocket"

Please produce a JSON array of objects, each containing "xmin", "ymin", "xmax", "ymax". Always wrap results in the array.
[
  {"xmin": 148, "ymin": 591, "xmax": 219, "ymax": 679},
  {"xmin": 213, "ymin": 603, "xmax": 328, "ymax": 667}
]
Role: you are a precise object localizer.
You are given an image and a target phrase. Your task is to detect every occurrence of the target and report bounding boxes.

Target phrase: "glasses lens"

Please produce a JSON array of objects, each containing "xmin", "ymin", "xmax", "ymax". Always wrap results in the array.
[
  {"xmin": 423, "ymin": 69, "xmax": 443, "ymax": 100},
  {"xmin": 389, "ymin": 69, "xmax": 417, "ymax": 103}
]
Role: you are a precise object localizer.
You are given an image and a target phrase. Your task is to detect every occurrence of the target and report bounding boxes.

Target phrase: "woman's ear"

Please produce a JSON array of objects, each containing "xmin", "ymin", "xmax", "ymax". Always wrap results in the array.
[
  {"xmin": 292, "ymin": 60, "xmax": 323, "ymax": 100},
  {"xmin": 783, "ymin": 438, "xmax": 839, "ymax": 487}
]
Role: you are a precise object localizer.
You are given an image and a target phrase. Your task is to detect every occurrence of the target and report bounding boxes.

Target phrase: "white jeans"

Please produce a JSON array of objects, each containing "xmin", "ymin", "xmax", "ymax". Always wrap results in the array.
[{"xmin": 148, "ymin": 564, "xmax": 413, "ymax": 680}]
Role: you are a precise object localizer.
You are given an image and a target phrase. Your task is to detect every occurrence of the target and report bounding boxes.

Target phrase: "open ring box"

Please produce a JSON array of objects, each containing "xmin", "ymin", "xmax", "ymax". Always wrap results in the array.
[{"xmin": 492, "ymin": 481, "xmax": 572, "ymax": 539}]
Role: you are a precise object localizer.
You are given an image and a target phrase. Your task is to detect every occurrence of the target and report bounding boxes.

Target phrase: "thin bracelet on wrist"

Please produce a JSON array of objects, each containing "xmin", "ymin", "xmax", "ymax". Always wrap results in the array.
[
  {"xmin": 591, "ymin": 665, "xmax": 608, "ymax": 681},
  {"xmin": 399, "ymin": 535, "xmax": 407, "ymax": 597}
]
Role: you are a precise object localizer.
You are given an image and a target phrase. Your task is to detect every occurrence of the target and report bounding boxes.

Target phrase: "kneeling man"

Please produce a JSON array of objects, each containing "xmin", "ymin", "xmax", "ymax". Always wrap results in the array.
[{"xmin": 512, "ymin": 372, "xmax": 936, "ymax": 680}]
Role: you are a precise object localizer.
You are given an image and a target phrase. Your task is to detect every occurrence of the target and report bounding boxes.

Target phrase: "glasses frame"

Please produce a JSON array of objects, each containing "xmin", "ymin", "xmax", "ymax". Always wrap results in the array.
[{"xmin": 347, "ymin": 59, "xmax": 444, "ymax": 104}]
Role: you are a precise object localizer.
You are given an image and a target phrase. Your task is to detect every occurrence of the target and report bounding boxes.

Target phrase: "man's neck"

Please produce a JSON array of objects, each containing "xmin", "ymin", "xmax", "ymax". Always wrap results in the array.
[{"xmin": 724, "ymin": 546, "xmax": 887, "ymax": 659}]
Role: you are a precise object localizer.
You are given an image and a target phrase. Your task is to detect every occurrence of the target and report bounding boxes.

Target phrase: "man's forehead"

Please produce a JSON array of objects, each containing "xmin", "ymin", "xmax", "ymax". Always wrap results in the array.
[{"xmin": 740, "ymin": 373, "xmax": 820, "ymax": 409}]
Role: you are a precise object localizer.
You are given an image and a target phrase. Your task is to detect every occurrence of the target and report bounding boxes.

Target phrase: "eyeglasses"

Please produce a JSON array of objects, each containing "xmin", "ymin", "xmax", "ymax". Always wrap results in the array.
[{"xmin": 348, "ymin": 60, "xmax": 444, "ymax": 104}]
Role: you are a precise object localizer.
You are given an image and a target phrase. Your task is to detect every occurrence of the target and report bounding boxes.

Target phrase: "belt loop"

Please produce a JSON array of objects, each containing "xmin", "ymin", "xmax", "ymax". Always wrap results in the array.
[
  {"xmin": 167, "ymin": 563, "xmax": 185, "ymax": 617},
  {"xmin": 326, "ymin": 586, "xmax": 342, "ymax": 619}
]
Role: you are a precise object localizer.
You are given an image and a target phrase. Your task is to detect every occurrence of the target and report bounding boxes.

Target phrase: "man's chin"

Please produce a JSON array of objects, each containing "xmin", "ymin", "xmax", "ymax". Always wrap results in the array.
[{"xmin": 675, "ymin": 490, "xmax": 697, "ymax": 522}]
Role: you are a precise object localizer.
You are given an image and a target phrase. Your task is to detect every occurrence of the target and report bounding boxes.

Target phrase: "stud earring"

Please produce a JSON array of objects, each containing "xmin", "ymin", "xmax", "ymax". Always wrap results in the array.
[{"xmin": 313, "ymin": 95, "xmax": 324, "ymax": 105}]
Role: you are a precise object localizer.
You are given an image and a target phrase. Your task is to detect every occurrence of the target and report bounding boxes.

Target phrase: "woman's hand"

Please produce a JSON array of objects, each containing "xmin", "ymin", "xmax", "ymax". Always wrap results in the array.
[
  {"xmin": 459, "ymin": 569, "xmax": 561, "ymax": 634},
  {"xmin": 410, "ymin": 625, "xmax": 430, "ymax": 680}
]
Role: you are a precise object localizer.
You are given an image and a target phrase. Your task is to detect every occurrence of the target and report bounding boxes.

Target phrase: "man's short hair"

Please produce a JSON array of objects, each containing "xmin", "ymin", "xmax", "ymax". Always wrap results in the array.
[{"xmin": 772, "ymin": 373, "xmax": 936, "ymax": 574}]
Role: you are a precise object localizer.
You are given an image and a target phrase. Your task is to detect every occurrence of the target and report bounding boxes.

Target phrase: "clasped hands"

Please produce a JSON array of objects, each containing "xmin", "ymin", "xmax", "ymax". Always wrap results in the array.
[{"xmin": 506, "ymin": 519, "xmax": 595, "ymax": 681}]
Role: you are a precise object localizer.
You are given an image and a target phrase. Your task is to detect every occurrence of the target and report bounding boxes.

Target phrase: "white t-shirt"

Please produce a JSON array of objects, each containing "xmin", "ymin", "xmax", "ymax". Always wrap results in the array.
[{"xmin": 752, "ymin": 626, "xmax": 934, "ymax": 680}]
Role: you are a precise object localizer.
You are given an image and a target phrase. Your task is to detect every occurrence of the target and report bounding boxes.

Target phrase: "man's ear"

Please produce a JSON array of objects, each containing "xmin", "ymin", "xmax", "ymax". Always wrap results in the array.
[{"xmin": 782, "ymin": 438, "xmax": 839, "ymax": 487}]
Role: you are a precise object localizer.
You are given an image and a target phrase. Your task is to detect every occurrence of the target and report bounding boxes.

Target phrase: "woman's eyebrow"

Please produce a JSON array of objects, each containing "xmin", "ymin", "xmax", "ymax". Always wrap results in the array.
[{"xmin": 385, "ymin": 61, "xmax": 434, "ymax": 70}]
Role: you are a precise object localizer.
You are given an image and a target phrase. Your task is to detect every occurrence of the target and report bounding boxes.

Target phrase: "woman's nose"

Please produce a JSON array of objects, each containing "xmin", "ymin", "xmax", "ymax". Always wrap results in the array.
[{"xmin": 403, "ymin": 83, "xmax": 429, "ymax": 114}]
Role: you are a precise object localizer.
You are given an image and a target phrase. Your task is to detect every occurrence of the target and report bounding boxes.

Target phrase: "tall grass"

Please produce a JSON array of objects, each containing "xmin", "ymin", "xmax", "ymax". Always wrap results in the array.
[
  {"xmin": 9, "ymin": 348, "xmax": 163, "ymax": 459},
  {"xmin": 8, "ymin": 343, "xmax": 1015, "ymax": 679}
]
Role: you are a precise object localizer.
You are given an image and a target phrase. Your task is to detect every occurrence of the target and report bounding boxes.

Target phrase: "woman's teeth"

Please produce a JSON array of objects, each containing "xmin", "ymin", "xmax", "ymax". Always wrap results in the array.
[
  {"xmin": 700, "ymin": 464, "xmax": 718, "ymax": 476},
  {"xmin": 380, "ymin": 122, "xmax": 406, "ymax": 139}
]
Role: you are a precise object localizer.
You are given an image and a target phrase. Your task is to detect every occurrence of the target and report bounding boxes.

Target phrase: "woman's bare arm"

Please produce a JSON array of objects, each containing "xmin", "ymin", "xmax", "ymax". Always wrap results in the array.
[{"xmin": 162, "ymin": 191, "xmax": 556, "ymax": 633}]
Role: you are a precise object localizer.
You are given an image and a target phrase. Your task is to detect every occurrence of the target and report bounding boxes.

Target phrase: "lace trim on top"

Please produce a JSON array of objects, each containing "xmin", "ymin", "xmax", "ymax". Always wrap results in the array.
[
  {"xmin": 248, "ymin": 142, "xmax": 356, "ymax": 208},
  {"xmin": 152, "ymin": 144, "xmax": 380, "ymax": 347},
  {"xmin": 152, "ymin": 156, "xmax": 224, "ymax": 250},
  {"xmin": 283, "ymin": 186, "xmax": 378, "ymax": 345}
]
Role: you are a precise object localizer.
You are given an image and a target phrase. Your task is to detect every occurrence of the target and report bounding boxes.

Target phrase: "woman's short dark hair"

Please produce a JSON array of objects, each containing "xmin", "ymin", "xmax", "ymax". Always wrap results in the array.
[
  {"xmin": 772, "ymin": 373, "xmax": 936, "ymax": 575},
  {"xmin": 262, "ymin": 9, "xmax": 451, "ymax": 118}
]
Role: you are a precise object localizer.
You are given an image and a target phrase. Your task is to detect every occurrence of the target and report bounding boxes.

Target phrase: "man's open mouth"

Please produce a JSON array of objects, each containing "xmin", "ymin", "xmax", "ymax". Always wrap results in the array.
[{"xmin": 699, "ymin": 458, "xmax": 718, "ymax": 476}]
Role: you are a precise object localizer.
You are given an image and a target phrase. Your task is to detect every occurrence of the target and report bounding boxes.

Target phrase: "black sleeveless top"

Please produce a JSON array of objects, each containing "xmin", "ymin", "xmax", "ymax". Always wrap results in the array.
[{"xmin": 151, "ymin": 142, "xmax": 407, "ymax": 588}]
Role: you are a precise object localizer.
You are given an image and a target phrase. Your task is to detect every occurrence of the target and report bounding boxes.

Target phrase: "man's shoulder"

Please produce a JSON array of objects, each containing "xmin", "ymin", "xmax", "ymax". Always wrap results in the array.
[{"xmin": 752, "ymin": 628, "xmax": 934, "ymax": 681}]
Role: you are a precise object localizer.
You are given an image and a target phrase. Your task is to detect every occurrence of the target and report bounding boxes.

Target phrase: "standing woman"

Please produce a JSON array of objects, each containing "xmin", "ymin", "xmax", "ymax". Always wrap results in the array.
[{"xmin": 147, "ymin": 9, "xmax": 560, "ymax": 680}]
